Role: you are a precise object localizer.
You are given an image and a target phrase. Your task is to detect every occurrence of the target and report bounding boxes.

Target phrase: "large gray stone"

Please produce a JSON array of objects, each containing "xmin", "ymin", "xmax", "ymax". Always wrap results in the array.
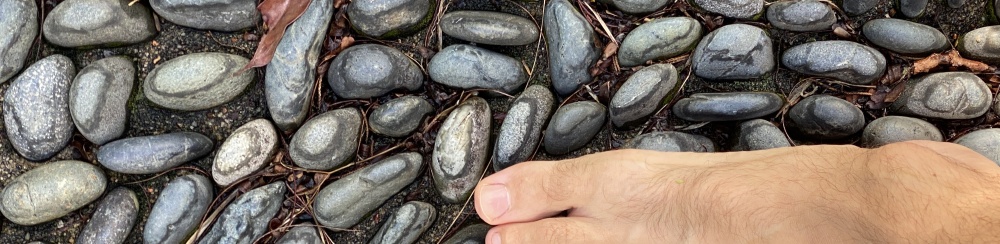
[
  {"xmin": 618, "ymin": 17, "xmax": 702, "ymax": 67},
  {"xmin": 265, "ymin": 0, "xmax": 333, "ymax": 132},
  {"xmin": 199, "ymin": 182, "xmax": 286, "ymax": 244},
  {"xmin": 149, "ymin": 0, "xmax": 260, "ymax": 31},
  {"xmin": 898, "ymin": 0, "xmax": 927, "ymax": 17},
  {"xmin": 672, "ymin": 92, "xmax": 784, "ymax": 122},
  {"xmin": 788, "ymin": 95, "xmax": 865, "ymax": 140},
  {"xmin": 624, "ymin": 131, "xmax": 716, "ymax": 152},
  {"xmin": 76, "ymin": 187, "xmax": 138, "ymax": 244},
  {"xmin": 494, "ymin": 85, "xmax": 555, "ymax": 171},
  {"xmin": 3, "ymin": 54, "xmax": 76, "ymax": 161},
  {"xmin": 782, "ymin": 40, "xmax": 886, "ymax": 84},
  {"xmin": 861, "ymin": 116, "xmax": 942, "ymax": 148},
  {"xmin": 891, "ymin": 72, "xmax": 992, "ymax": 119},
  {"xmin": 597, "ymin": 0, "xmax": 673, "ymax": 14},
  {"xmin": 144, "ymin": 174, "xmax": 215, "ymax": 244},
  {"xmin": 766, "ymin": 0, "xmax": 836, "ymax": 32},
  {"xmin": 348, "ymin": 0, "xmax": 432, "ymax": 38},
  {"xmin": 69, "ymin": 56, "xmax": 135, "ymax": 145},
  {"xmin": 42, "ymin": 0, "xmax": 156, "ymax": 47},
  {"xmin": 691, "ymin": 0, "xmax": 763, "ymax": 19},
  {"xmin": 144, "ymin": 52, "xmax": 255, "ymax": 111},
  {"xmin": 863, "ymin": 19, "xmax": 948, "ymax": 55},
  {"xmin": 842, "ymin": 0, "xmax": 877, "ymax": 15},
  {"xmin": 545, "ymin": 0, "xmax": 599, "ymax": 95},
  {"xmin": 289, "ymin": 108, "xmax": 361, "ymax": 170},
  {"xmin": 369, "ymin": 201, "xmax": 436, "ymax": 244},
  {"xmin": 276, "ymin": 226, "xmax": 322, "ymax": 244},
  {"xmin": 428, "ymin": 44, "xmax": 528, "ymax": 94},
  {"xmin": 959, "ymin": 26, "xmax": 1000, "ymax": 65},
  {"xmin": 691, "ymin": 24, "xmax": 774, "ymax": 80},
  {"xmin": 0, "ymin": 0, "xmax": 37, "ymax": 84},
  {"xmin": 443, "ymin": 224, "xmax": 490, "ymax": 244},
  {"xmin": 610, "ymin": 64, "xmax": 679, "ymax": 127},
  {"xmin": 97, "ymin": 132, "xmax": 214, "ymax": 174},
  {"xmin": 314, "ymin": 153, "xmax": 423, "ymax": 229},
  {"xmin": 212, "ymin": 119, "xmax": 279, "ymax": 186},
  {"xmin": 369, "ymin": 96, "xmax": 434, "ymax": 137},
  {"xmin": 440, "ymin": 11, "xmax": 539, "ymax": 46},
  {"xmin": 0, "ymin": 161, "xmax": 106, "ymax": 225},
  {"xmin": 954, "ymin": 128, "xmax": 1000, "ymax": 165},
  {"xmin": 732, "ymin": 119, "xmax": 791, "ymax": 151},
  {"xmin": 543, "ymin": 101, "xmax": 606, "ymax": 155},
  {"xmin": 432, "ymin": 97, "xmax": 491, "ymax": 203},
  {"xmin": 327, "ymin": 44, "xmax": 423, "ymax": 99}
]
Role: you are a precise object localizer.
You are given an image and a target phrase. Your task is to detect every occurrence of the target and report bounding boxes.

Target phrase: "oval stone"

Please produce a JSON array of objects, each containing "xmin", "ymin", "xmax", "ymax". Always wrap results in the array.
[
  {"xmin": 369, "ymin": 96, "xmax": 434, "ymax": 137},
  {"xmin": 543, "ymin": 101, "xmax": 606, "ymax": 155},
  {"xmin": 212, "ymin": 119, "xmax": 279, "ymax": 186},
  {"xmin": 597, "ymin": 0, "xmax": 672, "ymax": 14},
  {"xmin": 277, "ymin": 226, "xmax": 322, "ymax": 244},
  {"xmin": 732, "ymin": 119, "xmax": 791, "ymax": 151},
  {"xmin": 370, "ymin": 201, "xmax": 437, "ymax": 244},
  {"xmin": 890, "ymin": 72, "xmax": 992, "ymax": 119},
  {"xmin": 314, "ymin": 152, "xmax": 423, "ymax": 229},
  {"xmin": 842, "ymin": 0, "xmax": 877, "ymax": 15},
  {"xmin": 76, "ymin": 187, "xmax": 138, "ymax": 244},
  {"xmin": 199, "ymin": 182, "xmax": 287, "ymax": 244},
  {"xmin": 440, "ymin": 11, "xmax": 539, "ymax": 46},
  {"xmin": 149, "ymin": 0, "xmax": 260, "ymax": 31},
  {"xmin": 266, "ymin": 0, "xmax": 335, "ymax": 131},
  {"xmin": 443, "ymin": 224, "xmax": 490, "ymax": 244},
  {"xmin": 958, "ymin": 26, "xmax": 1000, "ymax": 65},
  {"xmin": 898, "ymin": 0, "xmax": 927, "ymax": 17},
  {"xmin": 326, "ymin": 44, "xmax": 423, "ymax": 99},
  {"xmin": 692, "ymin": 24, "xmax": 775, "ymax": 80},
  {"xmin": 0, "ymin": 0, "xmax": 37, "ymax": 84},
  {"xmin": 289, "ymin": 108, "xmax": 361, "ymax": 170},
  {"xmin": 545, "ymin": 0, "xmax": 599, "ymax": 95},
  {"xmin": 788, "ymin": 94, "xmax": 865, "ymax": 139},
  {"xmin": 144, "ymin": 174, "xmax": 215, "ymax": 244},
  {"xmin": 0, "ymin": 160, "xmax": 106, "ymax": 225},
  {"xmin": 70, "ymin": 56, "xmax": 135, "ymax": 145},
  {"xmin": 610, "ymin": 64, "xmax": 679, "ymax": 127},
  {"xmin": 42, "ymin": 0, "xmax": 156, "ymax": 47},
  {"xmin": 97, "ymin": 132, "xmax": 214, "ymax": 174},
  {"xmin": 3, "ymin": 54, "xmax": 76, "ymax": 161},
  {"xmin": 348, "ymin": 0, "xmax": 432, "ymax": 38},
  {"xmin": 863, "ymin": 19, "xmax": 948, "ymax": 55},
  {"xmin": 954, "ymin": 128, "xmax": 1000, "ymax": 165},
  {"xmin": 144, "ymin": 52, "xmax": 255, "ymax": 111},
  {"xmin": 428, "ymin": 44, "xmax": 528, "ymax": 94},
  {"xmin": 861, "ymin": 116, "xmax": 942, "ymax": 148},
  {"xmin": 691, "ymin": 0, "xmax": 763, "ymax": 19},
  {"xmin": 782, "ymin": 40, "xmax": 886, "ymax": 84},
  {"xmin": 494, "ymin": 85, "xmax": 555, "ymax": 170},
  {"xmin": 432, "ymin": 97, "xmax": 491, "ymax": 203},
  {"xmin": 766, "ymin": 0, "xmax": 836, "ymax": 32},
  {"xmin": 618, "ymin": 17, "xmax": 702, "ymax": 67},
  {"xmin": 672, "ymin": 92, "xmax": 784, "ymax": 122},
  {"xmin": 624, "ymin": 131, "xmax": 716, "ymax": 152}
]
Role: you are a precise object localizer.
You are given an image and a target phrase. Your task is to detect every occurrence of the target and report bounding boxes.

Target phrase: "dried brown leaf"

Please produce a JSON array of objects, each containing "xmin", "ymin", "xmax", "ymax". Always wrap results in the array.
[
  {"xmin": 913, "ymin": 50, "xmax": 995, "ymax": 74},
  {"xmin": 240, "ymin": 0, "xmax": 313, "ymax": 72}
]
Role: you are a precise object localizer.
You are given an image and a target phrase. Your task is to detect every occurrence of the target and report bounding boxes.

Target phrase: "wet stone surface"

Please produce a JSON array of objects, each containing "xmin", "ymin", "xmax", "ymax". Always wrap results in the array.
[
  {"xmin": 369, "ymin": 201, "xmax": 437, "ymax": 244},
  {"xmin": 198, "ymin": 182, "xmax": 286, "ymax": 244},
  {"xmin": 610, "ymin": 63, "xmax": 679, "ymax": 127}
]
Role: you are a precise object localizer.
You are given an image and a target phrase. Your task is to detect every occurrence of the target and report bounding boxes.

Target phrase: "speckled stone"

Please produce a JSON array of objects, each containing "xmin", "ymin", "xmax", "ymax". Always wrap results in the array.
[
  {"xmin": 766, "ymin": 0, "xmax": 836, "ymax": 32},
  {"xmin": 432, "ymin": 97, "xmax": 491, "ymax": 203},
  {"xmin": 327, "ymin": 44, "xmax": 423, "ymax": 99},
  {"xmin": 42, "ymin": 0, "xmax": 156, "ymax": 47},
  {"xmin": 732, "ymin": 119, "xmax": 791, "ymax": 151},
  {"xmin": 891, "ymin": 72, "xmax": 992, "ymax": 119},
  {"xmin": 691, "ymin": 0, "xmax": 763, "ymax": 19},
  {"xmin": 898, "ymin": 0, "xmax": 927, "ymax": 17},
  {"xmin": 954, "ymin": 128, "xmax": 1000, "ymax": 165},
  {"xmin": 199, "ymin": 182, "xmax": 286, "ymax": 244},
  {"xmin": 97, "ymin": 132, "xmax": 213, "ymax": 174},
  {"xmin": 545, "ymin": 0, "xmax": 599, "ymax": 95},
  {"xmin": 863, "ymin": 19, "xmax": 948, "ymax": 55},
  {"xmin": 610, "ymin": 64, "xmax": 679, "ymax": 127},
  {"xmin": 149, "ymin": 0, "xmax": 260, "ymax": 31},
  {"xmin": 212, "ymin": 119, "xmax": 279, "ymax": 186},
  {"xmin": 494, "ymin": 85, "xmax": 555, "ymax": 170},
  {"xmin": 672, "ymin": 92, "xmax": 783, "ymax": 122},
  {"xmin": 0, "ymin": 0, "xmax": 37, "ymax": 84},
  {"xmin": 144, "ymin": 174, "xmax": 215, "ymax": 244},
  {"xmin": 428, "ymin": 44, "xmax": 528, "ymax": 94},
  {"xmin": 76, "ymin": 187, "xmax": 138, "ymax": 244},
  {"xmin": 692, "ymin": 24, "xmax": 774, "ymax": 80},
  {"xmin": 861, "ymin": 116, "xmax": 942, "ymax": 148},
  {"xmin": 69, "ymin": 56, "xmax": 134, "ymax": 145},
  {"xmin": 369, "ymin": 96, "xmax": 434, "ymax": 137},
  {"xmin": 3, "ymin": 54, "xmax": 76, "ymax": 161},
  {"xmin": 618, "ymin": 17, "xmax": 702, "ymax": 67},
  {"xmin": 276, "ymin": 226, "xmax": 322, "ymax": 244},
  {"xmin": 144, "ymin": 52, "xmax": 255, "ymax": 111},
  {"xmin": 443, "ymin": 224, "xmax": 490, "ymax": 244},
  {"xmin": 624, "ymin": 131, "xmax": 716, "ymax": 152},
  {"xmin": 266, "ymin": 0, "xmax": 334, "ymax": 131},
  {"xmin": 370, "ymin": 201, "xmax": 436, "ymax": 244},
  {"xmin": 543, "ymin": 101, "xmax": 606, "ymax": 155},
  {"xmin": 348, "ymin": 0, "xmax": 433, "ymax": 38},
  {"xmin": 959, "ymin": 26, "xmax": 1000, "ymax": 65},
  {"xmin": 597, "ymin": 0, "xmax": 673, "ymax": 14},
  {"xmin": 0, "ymin": 161, "xmax": 106, "ymax": 225},
  {"xmin": 842, "ymin": 0, "xmax": 877, "ymax": 15},
  {"xmin": 440, "ymin": 11, "xmax": 539, "ymax": 46},
  {"xmin": 788, "ymin": 95, "xmax": 865, "ymax": 139},
  {"xmin": 289, "ymin": 108, "xmax": 361, "ymax": 170},
  {"xmin": 314, "ymin": 153, "xmax": 423, "ymax": 229},
  {"xmin": 782, "ymin": 40, "xmax": 886, "ymax": 84}
]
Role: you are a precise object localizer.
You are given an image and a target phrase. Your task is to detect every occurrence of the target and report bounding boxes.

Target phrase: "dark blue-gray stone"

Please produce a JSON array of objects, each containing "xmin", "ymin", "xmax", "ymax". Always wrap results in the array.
[
  {"xmin": 440, "ymin": 11, "xmax": 539, "ymax": 46},
  {"xmin": 3, "ymin": 54, "xmax": 76, "ymax": 161},
  {"xmin": 692, "ymin": 24, "xmax": 774, "ymax": 80},
  {"xmin": 149, "ymin": 0, "xmax": 260, "ymax": 31},
  {"xmin": 276, "ymin": 226, "xmax": 322, "ymax": 244},
  {"xmin": 898, "ymin": 0, "xmax": 927, "ymax": 17},
  {"xmin": 348, "ymin": 0, "xmax": 433, "ymax": 38},
  {"xmin": 42, "ymin": 0, "xmax": 156, "ymax": 47},
  {"xmin": 432, "ymin": 97, "xmax": 492, "ymax": 203},
  {"xmin": 443, "ymin": 224, "xmax": 490, "ymax": 244},
  {"xmin": 842, "ymin": 0, "xmax": 877, "ymax": 15},
  {"xmin": 782, "ymin": 40, "xmax": 886, "ymax": 84},
  {"xmin": 766, "ymin": 0, "xmax": 836, "ymax": 32},
  {"xmin": 610, "ymin": 64, "xmax": 679, "ymax": 127},
  {"xmin": 672, "ymin": 92, "xmax": 783, "ymax": 122},
  {"xmin": 618, "ymin": 17, "xmax": 702, "ymax": 67},
  {"xmin": 890, "ymin": 72, "xmax": 992, "ymax": 119},
  {"xmin": 69, "ymin": 56, "xmax": 135, "ymax": 145},
  {"xmin": 0, "ymin": 160, "xmax": 106, "ymax": 225},
  {"xmin": 76, "ymin": 187, "xmax": 138, "ymax": 244},
  {"xmin": 691, "ymin": 0, "xmax": 763, "ymax": 19},
  {"xmin": 545, "ymin": 0, "xmax": 599, "ymax": 95},
  {"xmin": 369, "ymin": 96, "xmax": 434, "ymax": 137},
  {"xmin": 863, "ymin": 19, "xmax": 948, "ymax": 55},
  {"xmin": 289, "ymin": 108, "xmax": 361, "ymax": 170},
  {"xmin": 543, "ymin": 101, "xmax": 606, "ymax": 155},
  {"xmin": 369, "ymin": 201, "xmax": 436, "ymax": 244},
  {"xmin": 494, "ymin": 85, "xmax": 555, "ymax": 171},
  {"xmin": 314, "ymin": 153, "xmax": 423, "ymax": 229},
  {"xmin": 954, "ymin": 128, "xmax": 1000, "ymax": 165},
  {"xmin": 597, "ymin": 0, "xmax": 673, "ymax": 14},
  {"xmin": 959, "ymin": 26, "xmax": 1000, "ymax": 65},
  {"xmin": 732, "ymin": 119, "xmax": 791, "ymax": 151},
  {"xmin": 788, "ymin": 94, "xmax": 865, "ymax": 139},
  {"xmin": 97, "ymin": 132, "xmax": 213, "ymax": 174},
  {"xmin": 0, "ymin": 0, "xmax": 37, "ymax": 84},
  {"xmin": 624, "ymin": 131, "xmax": 716, "ymax": 152},
  {"xmin": 199, "ymin": 182, "xmax": 287, "ymax": 244},
  {"xmin": 428, "ymin": 44, "xmax": 528, "ymax": 94},
  {"xmin": 861, "ymin": 116, "xmax": 942, "ymax": 148},
  {"xmin": 143, "ymin": 52, "xmax": 255, "ymax": 111},
  {"xmin": 266, "ymin": 0, "xmax": 334, "ymax": 131},
  {"xmin": 144, "ymin": 174, "xmax": 215, "ymax": 244},
  {"xmin": 327, "ymin": 44, "xmax": 423, "ymax": 99}
]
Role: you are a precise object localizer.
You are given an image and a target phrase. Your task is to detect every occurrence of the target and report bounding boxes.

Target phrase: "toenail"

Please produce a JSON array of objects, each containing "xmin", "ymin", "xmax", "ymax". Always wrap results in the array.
[
  {"xmin": 481, "ymin": 184, "xmax": 510, "ymax": 221},
  {"xmin": 490, "ymin": 231, "xmax": 502, "ymax": 244}
]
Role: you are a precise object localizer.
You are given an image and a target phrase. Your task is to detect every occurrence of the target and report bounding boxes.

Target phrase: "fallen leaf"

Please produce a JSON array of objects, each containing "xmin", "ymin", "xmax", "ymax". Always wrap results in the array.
[
  {"xmin": 913, "ymin": 49, "xmax": 994, "ymax": 74},
  {"xmin": 240, "ymin": 0, "xmax": 313, "ymax": 72}
]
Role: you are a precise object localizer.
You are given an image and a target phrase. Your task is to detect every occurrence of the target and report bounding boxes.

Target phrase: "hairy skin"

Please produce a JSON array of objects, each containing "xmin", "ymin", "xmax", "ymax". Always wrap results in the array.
[{"xmin": 474, "ymin": 141, "xmax": 1000, "ymax": 243}]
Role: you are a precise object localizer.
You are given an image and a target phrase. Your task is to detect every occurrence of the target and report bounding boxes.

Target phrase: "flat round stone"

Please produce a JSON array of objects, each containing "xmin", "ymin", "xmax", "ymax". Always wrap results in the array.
[
  {"xmin": 618, "ymin": 17, "xmax": 702, "ymax": 67},
  {"xmin": 327, "ymin": 44, "xmax": 423, "ymax": 99},
  {"xmin": 624, "ymin": 131, "xmax": 716, "ymax": 152},
  {"xmin": 369, "ymin": 201, "xmax": 437, "ymax": 244},
  {"xmin": 545, "ymin": 0, "xmax": 598, "ymax": 95},
  {"xmin": 732, "ymin": 119, "xmax": 791, "ymax": 151},
  {"xmin": 890, "ymin": 72, "xmax": 992, "ymax": 119},
  {"xmin": 861, "ymin": 116, "xmax": 942, "ymax": 148},
  {"xmin": 289, "ymin": 108, "xmax": 361, "ymax": 170},
  {"xmin": 42, "ymin": 0, "xmax": 156, "ymax": 48},
  {"xmin": 672, "ymin": 92, "xmax": 784, "ymax": 122},
  {"xmin": 692, "ymin": 24, "xmax": 775, "ymax": 80},
  {"xmin": 440, "ymin": 11, "xmax": 539, "ymax": 46},
  {"xmin": 198, "ymin": 182, "xmax": 286, "ymax": 244},
  {"xmin": 782, "ymin": 40, "xmax": 886, "ymax": 84},
  {"xmin": 314, "ymin": 153, "xmax": 423, "ymax": 229},
  {"xmin": 788, "ymin": 94, "xmax": 865, "ymax": 140},
  {"xmin": 842, "ymin": 0, "xmax": 877, "ymax": 15},
  {"xmin": 149, "ymin": 0, "xmax": 260, "ymax": 31},
  {"xmin": 75, "ymin": 187, "xmax": 138, "ymax": 244},
  {"xmin": 143, "ymin": 174, "xmax": 214, "ymax": 244},
  {"xmin": 143, "ymin": 52, "xmax": 255, "ymax": 111},
  {"xmin": 494, "ymin": 85, "xmax": 555, "ymax": 170},
  {"xmin": 898, "ymin": 0, "xmax": 928, "ymax": 17},
  {"xmin": 212, "ymin": 119, "xmax": 279, "ymax": 186},
  {"xmin": 432, "ymin": 97, "xmax": 491, "ymax": 203},
  {"xmin": 610, "ymin": 63, "xmax": 679, "ymax": 127},
  {"xmin": 348, "ymin": 0, "xmax": 432, "ymax": 38},
  {"xmin": 97, "ymin": 132, "xmax": 214, "ymax": 174},
  {"xmin": 0, "ymin": 0, "xmax": 38, "ymax": 84},
  {"xmin": 597, "ymin": 0, "xmax": 673, "ymax": 14},
  {"xmin": 0, "ymin": 161, "xmax": 106, "ymax": 225},
  {"xmin": 863, "ymin": 19, "xmax": 948, "ymax": 55},
  {"xmin": 276, "ymin": 226, "xmax": 322, "ymax": 244},
  {"xmin": 3, "ymin": 54, "xmax": 76, "ymax": 161},
  {"xmin": 443, "ymin": 224, "xmax": 490, "ymax": 244},
  {"xmin": 69, "ymin": 56, "xmax": 135, "ymax": 145},
  {"xmin": 428, "ymin": 44, "xmax": 528, "ymax": 94},
  {"xmin": 691, "ymin": 0, "xmax": 763, "ymax": 19},
  {"xmin": 543, "ymin": 101, "xmax": 606, "ymax": 155},
  {"xmin": 959, "ymin": 26, "xmax": 1000, "ymax": 65},
  {"xmin": 369, "ymin": 96, "xmax": 434, "ymax": 137},
  {"xmin": 954, "ymin": 128, "xmax": 1000, "ymax": 165},
  {"xmin": 766, "ymin": 0, "xmax": 836, "ymax": 32}
]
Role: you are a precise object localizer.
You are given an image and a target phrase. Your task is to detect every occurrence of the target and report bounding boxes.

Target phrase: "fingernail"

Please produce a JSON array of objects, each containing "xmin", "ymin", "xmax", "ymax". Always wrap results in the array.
[
  {"xmin": 490, "ymin": 231, "xmax": 502, "ymax": 244},
  {"xmin": 481, "ymin": 184, "xmax": 510, "ymax": 221}
]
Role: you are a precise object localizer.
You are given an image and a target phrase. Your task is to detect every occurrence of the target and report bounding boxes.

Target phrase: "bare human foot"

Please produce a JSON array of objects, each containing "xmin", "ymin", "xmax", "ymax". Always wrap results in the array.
[{"xmin": 474, "ymin": 141, "xmax": 1000, "ymax": 243}]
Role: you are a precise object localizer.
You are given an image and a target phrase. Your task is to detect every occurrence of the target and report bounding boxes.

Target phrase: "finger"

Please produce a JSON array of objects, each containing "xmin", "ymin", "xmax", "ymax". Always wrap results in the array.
[{"xmin": 486, "ymin": 217, "xmax": 615, "ymax": 244}]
